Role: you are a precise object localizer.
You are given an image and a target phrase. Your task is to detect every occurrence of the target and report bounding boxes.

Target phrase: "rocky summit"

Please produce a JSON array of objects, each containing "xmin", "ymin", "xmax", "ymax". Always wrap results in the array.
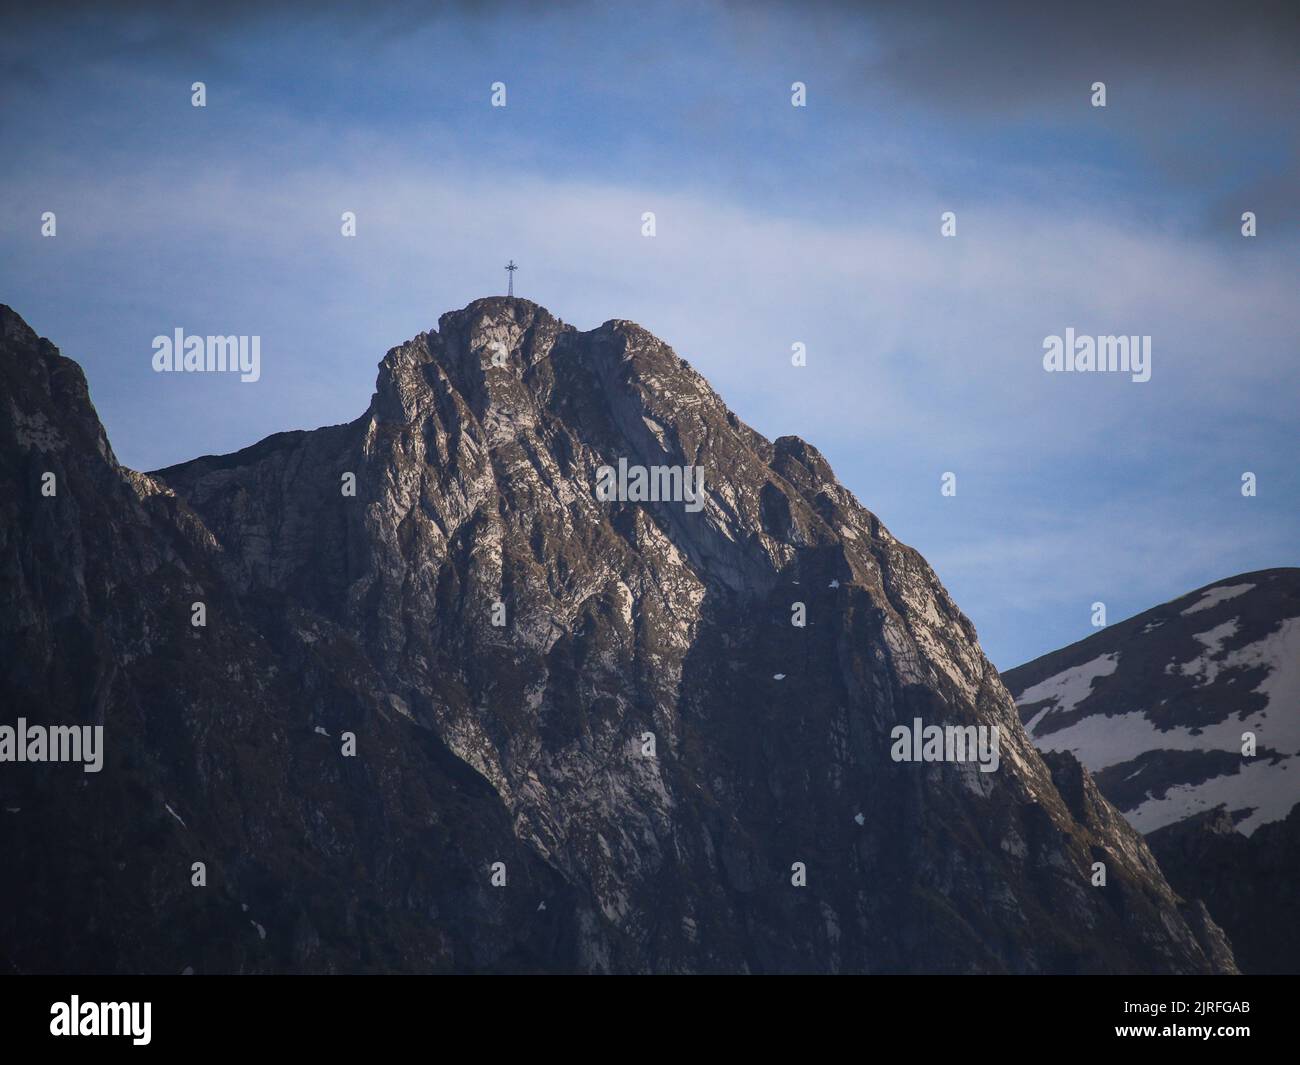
[{"xmin": 1, "ymin": 297, "xmax": 1237, "ymax": 973}]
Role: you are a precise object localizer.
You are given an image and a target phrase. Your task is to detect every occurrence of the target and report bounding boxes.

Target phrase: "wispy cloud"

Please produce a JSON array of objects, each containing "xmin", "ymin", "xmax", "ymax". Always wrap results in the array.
[{"xmin": 2, "ymin": 1, "xmax": 1294, "ymax": 667}]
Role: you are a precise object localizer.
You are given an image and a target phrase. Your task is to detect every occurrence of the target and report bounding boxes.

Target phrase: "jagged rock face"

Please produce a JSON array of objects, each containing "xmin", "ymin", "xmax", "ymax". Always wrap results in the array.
[
  {"xmin": 4, "ymin": 299, "xmax": 1234, "ymax": 973},
  {"xmin": 1003, "ymin": 570, "xmax": 1300, "ymax": 973},
  {"xmin": 0, "ymin": 306, "xmax": 579, "ymax": 974},
  {"xmin": 1144, "ymin": 806, "xmax": 1299, "ymax": 975}
]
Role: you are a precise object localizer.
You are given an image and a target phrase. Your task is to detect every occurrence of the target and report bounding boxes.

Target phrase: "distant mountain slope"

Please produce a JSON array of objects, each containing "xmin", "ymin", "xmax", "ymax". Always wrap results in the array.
[
  {"xmin": 1003, "ymin": 569, "xmax": 1299, "ymax": 972},
  {"xmin": 1004, "ymin": 570, "xmax": 1299, "ymax": 835}
]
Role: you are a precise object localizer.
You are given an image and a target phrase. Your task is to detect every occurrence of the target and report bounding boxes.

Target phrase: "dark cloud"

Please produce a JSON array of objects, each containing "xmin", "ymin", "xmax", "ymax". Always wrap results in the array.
[
  {"xmin": 3, "ymin": 0, "xmax": 1294, "ymax": 232},
  {"xmin": 728, "ymin": 0, "xmax": 1299, "ymax": 232},
  {"xmin": 0, "ymin": 0, "xmax": 575, "ymax": 95},
  {"xmin": 6, "ymin": 1, "xmax": 1294, "ymax": 112},
  {"xmin": 784, "ymin": 0, "xmax": 1299, "ymax": 114}
]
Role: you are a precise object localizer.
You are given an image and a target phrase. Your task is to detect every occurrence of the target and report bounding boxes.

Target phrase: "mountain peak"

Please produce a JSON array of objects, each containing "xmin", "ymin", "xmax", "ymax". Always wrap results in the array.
[
  {"xmin": 2, "ymin": 302, "xmax": 1237, "ymax": 974},
  {"xmin": 438, "ymin": 294, "xmax": 560, "ymax": 331}
]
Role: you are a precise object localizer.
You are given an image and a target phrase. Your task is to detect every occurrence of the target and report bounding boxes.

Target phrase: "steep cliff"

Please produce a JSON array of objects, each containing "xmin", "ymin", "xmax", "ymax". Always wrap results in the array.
[{"xmin": 1, "ymin": 299, "xmax": 1234, "ymax": 973}]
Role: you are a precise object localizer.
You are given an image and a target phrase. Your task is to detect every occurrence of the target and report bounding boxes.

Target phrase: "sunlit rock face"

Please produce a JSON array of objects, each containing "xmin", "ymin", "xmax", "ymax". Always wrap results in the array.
[{"xmin": 1, "ymin": 299, "xmax": 1234, "ymax": 973}]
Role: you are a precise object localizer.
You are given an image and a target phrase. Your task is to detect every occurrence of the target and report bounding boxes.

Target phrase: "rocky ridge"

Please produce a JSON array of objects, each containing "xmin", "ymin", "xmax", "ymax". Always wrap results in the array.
[{"xmin": 1, "ymin": 298, "xmax": 1236, "ymax": 973}]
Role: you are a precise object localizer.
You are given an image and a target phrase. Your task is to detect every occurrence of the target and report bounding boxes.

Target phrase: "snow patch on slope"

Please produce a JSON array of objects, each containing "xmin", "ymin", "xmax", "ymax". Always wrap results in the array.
[
  {"xmin": 1172, "ymin": 618, "xmax": 1240, "ymax": 685},
  {"xmin": 1181, "ymin": 583, "xmax": 1255, "ymax": 615},
  {"xmin": 1023, "ymin": 617, "xmax": 1300, "ymax": 836},
  {"xmin": 1128, "ymin": 758, "xmax": 1294, "ymax": 836},
  {"xmin": 1018, "ymin": 652, "xmax": 1120, "ymax": 731}
]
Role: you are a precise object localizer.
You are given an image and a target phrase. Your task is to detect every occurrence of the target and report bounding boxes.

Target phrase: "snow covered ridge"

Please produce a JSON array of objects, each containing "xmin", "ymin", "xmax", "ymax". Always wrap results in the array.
[{"xmin": 1003, "ymin": 570, "xmax": 1300, "ymax": 838}]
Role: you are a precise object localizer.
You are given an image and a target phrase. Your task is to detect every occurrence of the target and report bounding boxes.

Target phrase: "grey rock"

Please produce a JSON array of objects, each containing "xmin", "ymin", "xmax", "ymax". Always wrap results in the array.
[{"xmin": 1, "ymin": 298, "xmax": 1236, "ymax": 973}]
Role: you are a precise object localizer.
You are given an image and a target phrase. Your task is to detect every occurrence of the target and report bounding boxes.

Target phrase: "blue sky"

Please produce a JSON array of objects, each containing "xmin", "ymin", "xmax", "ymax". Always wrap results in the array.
[{"xmin": 2, "ymin": 0, "xmax": 1296, "ymax": 668}]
